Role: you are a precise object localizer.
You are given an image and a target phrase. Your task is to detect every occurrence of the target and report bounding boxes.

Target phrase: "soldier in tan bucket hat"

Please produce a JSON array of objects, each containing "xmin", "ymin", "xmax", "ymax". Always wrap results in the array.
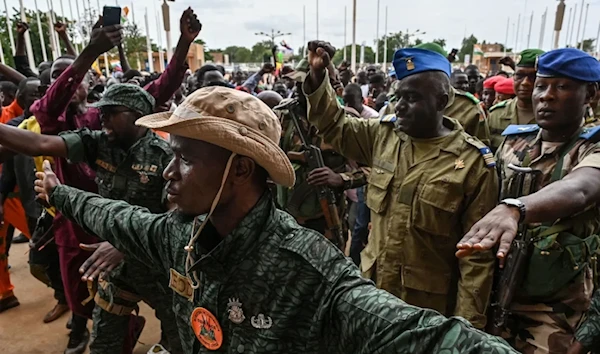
[{"xmin": 35, "ymin": 86, "xmax": 517, "ymax": 353}]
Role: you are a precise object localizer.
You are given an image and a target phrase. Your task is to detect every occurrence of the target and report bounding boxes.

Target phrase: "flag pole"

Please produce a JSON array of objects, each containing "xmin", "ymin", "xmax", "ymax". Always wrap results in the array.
[
  {"xmin": 34, "ymin": 0, "xmax": 48, "ymax": 61},
  {"xmin": 144, "ymin": 7, "xmax": 153, "ymax": 72},
  {"xmin": 4, "ymin": 0, "xmax": 15, "ymax": 54},
  {"xmin": 19, "ymin": 0, "xmax": 36, "ymax": 69}
]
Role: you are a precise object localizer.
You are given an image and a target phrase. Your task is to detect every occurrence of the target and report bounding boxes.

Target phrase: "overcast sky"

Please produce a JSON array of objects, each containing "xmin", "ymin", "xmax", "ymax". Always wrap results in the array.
[{"xmin": 5, "ymin": 0, "xmax": 600, "ymax": 55}]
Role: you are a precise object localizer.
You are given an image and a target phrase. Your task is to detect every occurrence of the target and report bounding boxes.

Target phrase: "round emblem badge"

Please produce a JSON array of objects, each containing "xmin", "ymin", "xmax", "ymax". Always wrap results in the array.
[{"xmin": 190, "ymin": 307, "xmax": 223, "ymax": 350}]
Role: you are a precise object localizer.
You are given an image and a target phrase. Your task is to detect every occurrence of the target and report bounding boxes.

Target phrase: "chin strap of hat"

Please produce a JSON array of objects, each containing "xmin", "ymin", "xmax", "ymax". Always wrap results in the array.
[{"xmin": 185, "ymin": 152, "xmax": 237, "ymax": 289}]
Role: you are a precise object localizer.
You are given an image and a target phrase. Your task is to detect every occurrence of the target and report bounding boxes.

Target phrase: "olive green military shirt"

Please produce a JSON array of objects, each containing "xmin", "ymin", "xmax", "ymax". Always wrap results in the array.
[
  {"xmin": 60, "ymin": 128, "xmax": 172, "ymax": 213},
  {"xmin": 50, "ymin": 185, "xmax": 517, "ymax": 354},
  {"xmin": 303, "ymin": 73, "xmax": 498, "ymax": 329},
  {"xmin": 381, "ymin": 87, "xmax": 491, "ymax": 146},
  {"xmin": 575, "ymin": 289, "xmax": 600, "ymax": 352},
  {"xmin": 488, "ymin": 98, "xmax": 536, "ymax": 153}
]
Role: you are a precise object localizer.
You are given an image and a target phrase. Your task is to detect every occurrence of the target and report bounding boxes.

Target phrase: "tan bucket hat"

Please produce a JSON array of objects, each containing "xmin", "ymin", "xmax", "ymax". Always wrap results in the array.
[{"xmin": 136, "ymin": 86, "xmax": 295, "ymax": 187}]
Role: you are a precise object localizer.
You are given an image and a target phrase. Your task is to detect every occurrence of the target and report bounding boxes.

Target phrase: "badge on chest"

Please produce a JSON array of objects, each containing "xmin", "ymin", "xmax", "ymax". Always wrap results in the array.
[
  {"xmin": 169, "ymin": 268, "xmax": 194, "ymax": 302},
  {"xmin": 190, "ymin": 307, "xmax": 223, "ymax": 350}
]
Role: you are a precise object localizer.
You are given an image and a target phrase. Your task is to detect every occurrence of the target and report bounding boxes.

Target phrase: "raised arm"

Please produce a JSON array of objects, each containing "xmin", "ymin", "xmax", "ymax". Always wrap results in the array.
[
  {"xmin": 54, "ymin": 22, "xmax": 77, "ymax": 56},
  {"xmin": 143, "ymin": 7, "xmax": 200, "ymax": 107},
  {"xmin": 303, "ymin": 41, "xmax": 378, "ymax": 166},
  {"xmin": 117, "ymin": 44, "xmax": 131, "ymax": 73},
  {"xmin": 13, "ymin": 22, "xmax": 37, "ymax": 78},
  {"xmin": 0, "ymin": 63, "xmax": 26, "ymax": 85},
  {"xmin": 30, "ymin": 21, "xmax": 123, "ymax": 134}
]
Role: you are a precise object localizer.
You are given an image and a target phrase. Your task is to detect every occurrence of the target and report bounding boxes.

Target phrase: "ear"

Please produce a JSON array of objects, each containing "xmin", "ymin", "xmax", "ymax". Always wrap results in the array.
[
  {"xmin": 585, "ymin": 82, "xmax": 597, "ymax": 105},
  {"xmin": 231, "ymin": 156, "xmax": 255, "ymax": 186},
  {"xmin": 437, "ymin": 93, "xmax": 449, "ymax": 112}
]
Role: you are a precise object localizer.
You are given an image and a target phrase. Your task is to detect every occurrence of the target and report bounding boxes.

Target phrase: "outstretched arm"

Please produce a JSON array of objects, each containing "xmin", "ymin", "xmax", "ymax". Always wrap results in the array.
[
  {"xmin": 0, "ymin": 123, "xmax": 67, "ymax": 158},
  {"xmin": 55, "ymin": 22, "xmax": 77, "ymax": 56}
]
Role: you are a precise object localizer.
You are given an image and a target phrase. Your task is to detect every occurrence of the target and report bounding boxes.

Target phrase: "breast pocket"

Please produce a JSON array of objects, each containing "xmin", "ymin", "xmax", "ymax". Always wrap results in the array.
[
  {"xmin": 412, "ymin": 180, "xmax": 463, "ymax": 237},
  {"xmin": 365, "ymin": 169, "xmax": 393, "ymax": 214}
]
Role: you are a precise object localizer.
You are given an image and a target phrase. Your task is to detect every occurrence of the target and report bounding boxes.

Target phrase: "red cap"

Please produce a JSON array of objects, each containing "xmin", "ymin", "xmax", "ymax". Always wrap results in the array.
[
  {"xmin": 494, "ymin": 78, "xmax": 515, "ymax": 95},
  {"xmin": 483, "ymin": 76, "xmax": 502, "ymax": 89}
]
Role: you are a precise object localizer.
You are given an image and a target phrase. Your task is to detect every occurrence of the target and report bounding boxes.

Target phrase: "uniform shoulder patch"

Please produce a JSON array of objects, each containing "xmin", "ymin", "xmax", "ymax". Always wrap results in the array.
[
  {"xmin": 380, "ymin": 114, "xmax": 397, "ymax": 123},
  {"xmin": 463, "ymin": 133, "xmax": 496, "ymax": 168},
  {"xmin": 489, "ymin": 100, "xmax": 509, "ymax": 112},
  {"xmin": 501, "ymin": 124, "xmax": 540, "ymax": 136},
  {"xmin": 580, "ymin": 125, "xmax": 600, "ymax": 140},
  {"xmin": 462, "ymin": 91, "xmax": 481, "ymax": 104}
]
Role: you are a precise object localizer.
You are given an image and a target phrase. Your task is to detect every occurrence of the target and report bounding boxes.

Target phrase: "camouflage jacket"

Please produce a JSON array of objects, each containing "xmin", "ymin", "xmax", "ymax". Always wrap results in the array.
[
  {"xmin": 60, "ymin": 128, "xmax": 172, "ymax": 213},
  {"xmin": 497, "ymin": 124, "xmax": 600, "ymax": 312},
  {"xmin": 275, "ymin": 101, "xmax": 366, "ymax": 221},
  {"xmin": 575, "ymin": 289, "xmax": 600, "ymax": 352},
  {"xmin": 49, "ymin": 185, "xmax": 518, "ymax": 354}
]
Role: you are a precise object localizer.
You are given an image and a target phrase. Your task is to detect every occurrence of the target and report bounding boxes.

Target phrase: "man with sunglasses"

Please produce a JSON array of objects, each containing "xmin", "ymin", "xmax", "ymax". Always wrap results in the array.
[
  {"xmin": 0, "ymin": 83, "xmax": 181, "ymax": 354},
  {"xmin": 488, "ymin": 49, "xmax": 545, "ymax": 152}
]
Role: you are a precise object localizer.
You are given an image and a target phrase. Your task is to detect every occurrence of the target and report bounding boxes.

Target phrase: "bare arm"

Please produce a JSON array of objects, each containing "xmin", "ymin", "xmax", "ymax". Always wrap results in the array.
[
  {"xmin": 55, "ymin": 23, "xmax": 77, "ymax": 56},
  {"xmin": 0, "ymin": 63, "xmax": 26, "ymax": 84},
  {"xmin": 0, "ymin": 123, "xmax": 67, "ymax": 158},
  {"xmin": 117, "ymin": 44, "xmax": 131, "ymax": 73}
]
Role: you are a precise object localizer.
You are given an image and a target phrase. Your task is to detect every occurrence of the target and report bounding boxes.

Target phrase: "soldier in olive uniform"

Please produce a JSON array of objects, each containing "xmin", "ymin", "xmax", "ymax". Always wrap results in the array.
[
  {"xmin": 487, "ymin": 49, "xmax": 545, "ymax": 152},
  {"xmin": 0, "ymin": 84, "xmax": 182, "ymax": 354},
  {"xmin": 381, "ymin": 42, "xmax": 491, "ymax": 146},
  {"xmin": 276, "ymin": 60, "xmax": 367, "ymax": 248},
  {"xmin": 303, "ymin": 42, "xmax": 498, "ymax": 329},
  {"xmin": 33, "ymin": 85, "xmax": 518, "ymax": 354},
  {"xmin": 458, "ymin": 48, "xmax": 600, "ymax": 354}
]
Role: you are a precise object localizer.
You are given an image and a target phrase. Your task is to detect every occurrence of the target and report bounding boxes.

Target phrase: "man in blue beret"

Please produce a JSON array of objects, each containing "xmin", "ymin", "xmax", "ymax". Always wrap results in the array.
[
  {"xmin": 303, "ymin": 41, "xmax": 499, "ymax": 330},
  {"xmin": 457, "ymin": 48, "xmax": 600, "ymax": 353}
]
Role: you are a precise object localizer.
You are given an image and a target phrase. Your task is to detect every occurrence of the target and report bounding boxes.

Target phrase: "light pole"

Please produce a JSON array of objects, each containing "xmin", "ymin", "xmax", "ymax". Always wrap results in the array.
[
  {"xmin": 162, "ymin": 0, "xmax": 173, "ymax": 61},
  {"xmin": 255, "ymin": 29, "xmax": 291, "ymax": 48}
]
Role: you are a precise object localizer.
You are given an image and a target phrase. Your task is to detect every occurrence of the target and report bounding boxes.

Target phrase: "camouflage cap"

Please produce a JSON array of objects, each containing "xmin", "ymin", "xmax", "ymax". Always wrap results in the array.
[
  {"xmin": 91, "ymin": 83, "xmax": 156, "ymax": 116},
  {"xmin": 517, "ymin": 49, "xmax": 545, "ymax": 67},
  {"xmin": 414, "ymin": 42, "xmax": 448, "ymax": 59},
  {"xmin": 284, "ymin": 58, "xmax": 309, "ymax": 82}
]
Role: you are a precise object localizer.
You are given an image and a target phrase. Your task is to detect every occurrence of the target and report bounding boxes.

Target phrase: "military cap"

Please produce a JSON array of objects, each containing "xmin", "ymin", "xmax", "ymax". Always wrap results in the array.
[
  {"xmin": 92, "ymin": 83, "xmax": 155, "ymax": 116},
  {"xmin": 284, "ymin": 58, "xmax": 309, "ymax": 82},
  {"xmin": 517, "ymin": 48, "xmax": 545, "ymax": 67},
  {"xmin": 483, "ymin": 76, "xmax": 502, "ymax": 89},
  {"xmin": 136, "ymin": 86, "xmax": 295, "ymax": 187},
  {"xmin": 537, "ymin": 48, "xmax": 600, "ymax": 82},
  {"xmin": 392, "ymin": 48, "xmax": 451, "ymax": 81},
  {"xmin": 494, "ymin": 78, "xmax": 515, "ymax": 95},
  {"xmin": 414, "ymin": 42, "xmax": 448, "ymax": 58}
]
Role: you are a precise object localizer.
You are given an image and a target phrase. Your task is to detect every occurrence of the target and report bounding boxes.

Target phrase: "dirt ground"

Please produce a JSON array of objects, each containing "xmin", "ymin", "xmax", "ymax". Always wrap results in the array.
[{"xmin": 0, "ymin": 242, "xmax": 161, "ymax": 354}]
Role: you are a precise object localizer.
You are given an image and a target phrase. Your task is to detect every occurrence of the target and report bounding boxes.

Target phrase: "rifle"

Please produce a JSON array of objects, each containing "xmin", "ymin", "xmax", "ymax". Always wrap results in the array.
[
  {"xmin": 274, "ymin": 99, "xmax": 346, "ymax": 250},
  {"xmin": 489, "ymin": 163, "xmax": 541, "ymax": 335}
]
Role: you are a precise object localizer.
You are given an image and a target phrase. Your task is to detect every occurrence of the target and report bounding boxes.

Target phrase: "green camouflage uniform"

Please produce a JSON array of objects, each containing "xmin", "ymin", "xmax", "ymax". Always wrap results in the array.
[
  {"xmin": 381, "ymin": 86, "xmax": 491, "ymax": 146},
  {"xmin": 48, "ymin": 184, "xmax": 519, "ymax": 353},
  {"xmin": 274, "ymin": 99, "xmax": 366, "ymax": 241},
  {"xmin": 575, "ymin": 289, "xmax": 600, "ymax": 353},
  {"xmin": 488, "ymin": 98, "xmax": 536, "ymax": 153},
  {"xmin": 304, "ymin": 72, "xmax": 499, "ymax": 329},
  {"xmin": 496, "ymin": 124, "xmax": 600, "ymax": 353},
  {"xmin": 60, "ymin": 127, "xmax": 181, "ymax": 353}
]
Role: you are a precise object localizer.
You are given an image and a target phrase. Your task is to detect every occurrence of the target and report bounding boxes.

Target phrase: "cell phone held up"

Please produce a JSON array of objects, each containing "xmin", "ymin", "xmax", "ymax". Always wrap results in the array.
[{"xmin": 102, "ymin": 6, "xmax": 121, "ymax": 27}]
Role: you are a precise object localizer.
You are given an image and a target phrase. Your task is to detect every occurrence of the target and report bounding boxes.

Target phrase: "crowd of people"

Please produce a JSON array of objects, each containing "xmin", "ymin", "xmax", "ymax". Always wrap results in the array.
[{"xmin": 0, "ymin": 4, "xmax": 599, "ymax": 354}]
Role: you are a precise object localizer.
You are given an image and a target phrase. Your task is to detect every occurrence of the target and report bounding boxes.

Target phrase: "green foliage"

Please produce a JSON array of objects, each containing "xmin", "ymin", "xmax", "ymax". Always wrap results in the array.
[
  {"xmin": 575, "ymin": 38, "xmax": 596, "ymax": 52},
  {"xmin": 375, "ymin": 30, "xmax": 426, "ymax": 63},
  {"xmin": 458, "ymin": 34, "xmax": 478, "ymax": 61},
  {"xmin": 332, "ymin": 45, "xmax": 375, "ymax": 66}
]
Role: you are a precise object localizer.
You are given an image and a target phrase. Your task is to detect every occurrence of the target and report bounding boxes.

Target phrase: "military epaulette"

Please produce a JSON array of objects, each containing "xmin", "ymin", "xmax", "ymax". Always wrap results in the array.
[
  {"xmin": 580, "ymin": 125, "xmax": 600, "ymax": 140},
  {"xmin": 489, "ymin": 100, "xmax": 509, "ymax": 112},
  {"xmin": 501, "ymin": 124, "xmax": 540, "ymax": 136},
  {"xmin": 380, "ymin": 115, "xmax": 397, "ymax": 123},
  {"xmin": 464, "ymin": 135, "xmax": 496, "ymax": 168},
  {"xmin": 457, "ymin": 90, "xmax": 481, "ymax": 104}
]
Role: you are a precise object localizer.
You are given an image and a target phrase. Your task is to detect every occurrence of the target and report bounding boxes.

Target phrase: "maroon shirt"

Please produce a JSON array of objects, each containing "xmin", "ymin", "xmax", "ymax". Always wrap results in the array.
[{"xmin": 30, "ymin": 58, "xmax": 187, "ymax": 248}]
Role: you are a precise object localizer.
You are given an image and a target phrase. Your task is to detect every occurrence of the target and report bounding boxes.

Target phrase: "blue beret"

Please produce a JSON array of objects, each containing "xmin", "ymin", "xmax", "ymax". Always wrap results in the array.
[
  {"xmin": 537, "ymin": 48, "xmax": 600, "ymax": 82},
  {"xmin": 392, "ymin": 48, "xmax": 451, "ymax": 81}
]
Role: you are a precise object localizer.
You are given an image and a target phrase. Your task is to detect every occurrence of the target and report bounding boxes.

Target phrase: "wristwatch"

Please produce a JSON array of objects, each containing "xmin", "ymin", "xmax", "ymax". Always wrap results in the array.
[{"xmin": 499, "ymin": 198, "xmax": 526, "ymax": 223}]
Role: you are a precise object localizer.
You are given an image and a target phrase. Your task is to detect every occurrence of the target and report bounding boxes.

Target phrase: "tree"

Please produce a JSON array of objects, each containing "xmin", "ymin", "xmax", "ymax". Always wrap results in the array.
[
  {"xmin": 458, "ymin": 34, "xmax": 478, "ymax": 61},
  {"xmin": 122, "ymin": 21, "xmax": 147, "ymax": 70},
  {"xmin": 376, "ymin": 30, "xmax": 426, "ymax": 63},
  {"xmin": 0, "ymin": 8, "xmax": 75, "ymax": 67},
  {"xmin": 332, "ymin": 44, "xmax": 375, "ymax": 66},
  {"xmin": 223, "ymin": 46, "xmax": 252, "ymax": 63},
  {"xmin": 251, "ymin": 40, "xmax": 272, "ymax": 62},
  {"xmin": 432, "ymin": 38, "xmax": 446, "ymax": 49},
  {"xmin": 575, "ymin": 38, "xmax": 596, "ymax": 52}
]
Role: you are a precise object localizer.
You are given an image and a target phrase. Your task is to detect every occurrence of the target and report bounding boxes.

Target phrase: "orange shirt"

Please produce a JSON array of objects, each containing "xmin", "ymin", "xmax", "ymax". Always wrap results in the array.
[{"xmin": 0, "ymin": 100, "xmax": 24, "ymax": 124}]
